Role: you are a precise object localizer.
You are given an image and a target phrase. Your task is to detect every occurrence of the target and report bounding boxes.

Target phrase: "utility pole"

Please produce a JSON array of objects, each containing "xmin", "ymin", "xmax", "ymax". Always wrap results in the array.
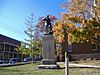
[
  {"xmin": 65, "ymin": 0, "xmax": 70, "ymax": 75},
  {"xmin": 65, "ymin": 51, "xmax": 69, "ymax": 75},
  {"xmin": 63, "ymin": 27, "xmax": 69, "ymax": 75}
]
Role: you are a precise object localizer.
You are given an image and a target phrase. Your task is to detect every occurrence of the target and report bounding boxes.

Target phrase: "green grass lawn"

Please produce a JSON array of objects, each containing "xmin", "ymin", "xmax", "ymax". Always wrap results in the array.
[
  {"xmin": 0, "ymin": 64, "xmax": 64, "ymax": 75},
  {"xmin": 0, "ymin": 64, "xmax": 99, "ymax": 75}
]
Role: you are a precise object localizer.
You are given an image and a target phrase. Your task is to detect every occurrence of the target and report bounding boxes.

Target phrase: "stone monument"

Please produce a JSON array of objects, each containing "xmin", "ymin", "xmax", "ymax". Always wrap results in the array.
[{"xmin": 38, "ymin": 15, "xmax": 59, "ymax": 69}]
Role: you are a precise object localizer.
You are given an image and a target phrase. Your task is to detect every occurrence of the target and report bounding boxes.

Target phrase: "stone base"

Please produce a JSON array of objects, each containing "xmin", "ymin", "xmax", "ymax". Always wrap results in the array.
[
  {"xmin": 38, "ymin": 64, "xmax": 59, "ymax": 69},
  {"xmin": 38, "ymin": 59, "xmax": 59, "ymax": 69},
  {"xmin": 42, "ymin": 59, "xmax": 56, "ymax": 65}
]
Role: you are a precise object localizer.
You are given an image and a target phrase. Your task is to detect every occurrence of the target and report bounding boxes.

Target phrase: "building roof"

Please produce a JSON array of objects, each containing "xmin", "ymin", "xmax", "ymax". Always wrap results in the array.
[{"xmin": 0, "ymin": 34, "xmax": 21, "ymax": 45}]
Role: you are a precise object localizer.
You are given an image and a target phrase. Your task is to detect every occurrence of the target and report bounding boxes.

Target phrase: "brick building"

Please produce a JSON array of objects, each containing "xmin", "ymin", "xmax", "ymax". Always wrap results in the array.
[
  {"xmin": 56, "ymin": 36, "xmax": 100, "ymax": 61},
  {"xmin": 0, "ymin": 34, "xmax": 21, "ymax": 60},
  {"xmin": 71, "ymin": 37, "xmax": 100, "ymax": 60}
]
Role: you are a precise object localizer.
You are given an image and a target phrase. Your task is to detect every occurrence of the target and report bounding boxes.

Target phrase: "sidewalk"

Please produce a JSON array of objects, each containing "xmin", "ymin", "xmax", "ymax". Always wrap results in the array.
[
  {"xmin": 57, "ymin": 62, "xmax": 100, "ymax": 68},
  {"xmin": 69, "ymin": 63, "xmax": 100, "ymax": 68},
  {"xmin": 0, "ymin": 62, "xmax": 30, "ymax": 67},
  {"xmin": 0, "ymin": 62, "xmax": 100, "ymax": 68}
]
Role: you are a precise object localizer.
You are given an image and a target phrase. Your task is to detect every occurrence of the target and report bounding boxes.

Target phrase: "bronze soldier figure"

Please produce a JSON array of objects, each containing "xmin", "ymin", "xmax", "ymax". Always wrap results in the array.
[{"xmin": 43, "ymin": 15, "xmax": 53, "ymax": 34}]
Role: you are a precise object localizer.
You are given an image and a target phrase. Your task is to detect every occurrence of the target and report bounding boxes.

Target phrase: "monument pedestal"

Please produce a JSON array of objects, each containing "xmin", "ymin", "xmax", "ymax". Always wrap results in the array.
[
  {"xmin": 38, "ymin": 64, "xmax": 59, "ymax": 69},
  {"xmin": 38, "ymin": 34, "xmax": 59, "ymax": 69}
]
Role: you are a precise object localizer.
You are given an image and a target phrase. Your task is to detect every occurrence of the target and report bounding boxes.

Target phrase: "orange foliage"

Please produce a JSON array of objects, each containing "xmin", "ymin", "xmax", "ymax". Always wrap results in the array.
[
  {"xmin": 56, "ymin": 34, "xmax": 64, "ymax": 43},
  {"xmin": 53, "ymin": 13, "xmax": 77, "ymax": 43}
]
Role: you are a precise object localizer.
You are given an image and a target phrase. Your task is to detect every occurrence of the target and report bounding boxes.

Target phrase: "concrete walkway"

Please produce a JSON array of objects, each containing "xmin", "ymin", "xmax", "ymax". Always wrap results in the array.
[
  {"xmin": 0, "ymin": 62, "xmax": 30, "ymax": 67},
  {"xmin": 57, "ymin": 62, "xmax": 100, "ymax": 68},
  {"xmin": 0, "ymin": 62, "xmax": 100, "ymax": 68},
  {"xmin": 69, "ymin": 63, "xmax": 100, "ymax": 68}
]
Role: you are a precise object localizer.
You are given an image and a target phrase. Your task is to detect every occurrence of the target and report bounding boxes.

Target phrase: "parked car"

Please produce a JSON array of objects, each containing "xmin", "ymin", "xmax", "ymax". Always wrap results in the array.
[
  {"xmin": 23, "ymin": 57, "xmax": 32, "ymax": 62},
  {"xmin": 0, "ymin": 59, "xmax": 9, "ymax": 64},
  {"xmin": 9, "ymin": 58, "xmax": 21, "ymax": 64},
  {"xmin": 3, "ymin": 59, "xmax": 9, "ymax": 64},
  {"xmin": 0, "ymin": 60, "xmax": 4, "ymax": 64},
  {"xmin": 33, "ymin": 55, "xmax": 43, "ymax": 61}
]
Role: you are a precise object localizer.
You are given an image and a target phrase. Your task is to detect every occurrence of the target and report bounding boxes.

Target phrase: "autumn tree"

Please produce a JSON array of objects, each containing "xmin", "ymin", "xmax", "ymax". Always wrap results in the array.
[
  {"xmin": 53, "ymin": 0, "xmax": 100, "ymax": 59},
  {"xmin": 60, "ymin": 0, "xmax": 100, "ymax": 43},
  {"xmin": 53, "ymin": 0, "xmax": 100, "ymax": 75}
]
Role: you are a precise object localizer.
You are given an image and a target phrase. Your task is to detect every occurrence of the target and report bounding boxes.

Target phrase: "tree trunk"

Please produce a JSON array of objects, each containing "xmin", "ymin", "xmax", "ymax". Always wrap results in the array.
[{"xmin": 61, "ymin": 42, "xmax": 66, "ymax": 61}]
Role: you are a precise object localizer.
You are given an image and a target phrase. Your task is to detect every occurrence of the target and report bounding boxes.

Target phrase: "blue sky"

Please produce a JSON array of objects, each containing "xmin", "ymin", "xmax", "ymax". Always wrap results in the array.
[{"xmin": 0, "ymin": 0, "xmax": 66, "ymax": 41}]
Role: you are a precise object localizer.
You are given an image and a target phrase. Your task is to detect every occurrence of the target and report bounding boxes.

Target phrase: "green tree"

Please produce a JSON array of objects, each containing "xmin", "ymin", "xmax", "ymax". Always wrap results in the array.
[
  {"xmin": 24, "ymin": 13, "xmax": 35, "ymax": 58},
  {"xmin": 17, "ymin": 41, "xmax": 29, "ymax": 60},
  {"xmin": 24, "ymin": 13, "xmax": 42, "ymax": 59}
]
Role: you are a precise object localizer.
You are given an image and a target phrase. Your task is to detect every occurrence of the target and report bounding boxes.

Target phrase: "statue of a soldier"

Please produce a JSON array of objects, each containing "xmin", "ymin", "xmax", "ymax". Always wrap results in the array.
[{"xmin": 43, "ymin": 15, "xmax": 53, "ymax": 34}]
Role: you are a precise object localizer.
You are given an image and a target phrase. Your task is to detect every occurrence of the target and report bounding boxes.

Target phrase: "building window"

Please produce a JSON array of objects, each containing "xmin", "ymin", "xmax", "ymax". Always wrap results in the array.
[
  {"xmin": 68, "ymin": 44, "xmax": 72, "ymax": 52},
  {"xmin": 10, "ymin": 46, "xmax": 14, "ymax": 52},
  {"xmin": 5, "ymin": 44, "xmax": 9, "ymax": 51},
  {"xmin": 91, "ymin": 43, "xmax": 97, "ymax": 51},
  {"xmin": 0, "ymin": 44, "xmax": 4, "ymax": 51}
]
